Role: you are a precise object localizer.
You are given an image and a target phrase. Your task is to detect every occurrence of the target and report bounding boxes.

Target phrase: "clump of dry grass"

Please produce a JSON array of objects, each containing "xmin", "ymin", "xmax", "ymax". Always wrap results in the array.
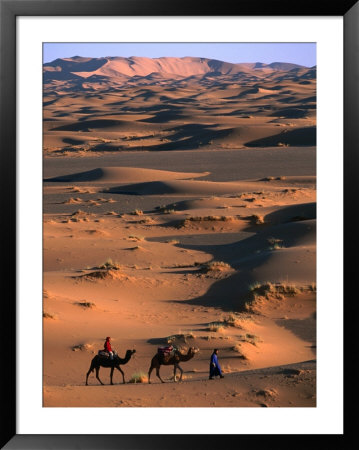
[
  {"xmin": 245, "ymin": 282, "xmax": 301, "ymax": 308},
  {"xmin": 178, "ymin": 215, "xmax": 238, "ymax": 229},
  {"xmin": 63, "ymin": 197, "xmax": 82, "ymax": 204},
  {"xmin": 236, "ymin": 333, "xmax": 261, "ymax": 346},
  {"xmin": 222, "ymin": 313, "xmax": 243, "ymax": 328},
  {"xmin": 189, "ymin": 215, "xmax": 233, "ymax": 222},
  {"xmin": 167, "ymin": 332, "xmax": 195, "ymax": 344},
  {"xmin": 199, "ymin": 260, "xmax": 233, "ymax": 274},
  {"xmin": 69, "ymin": 209, "xmax": 93, "ymax": 222},
  {"xmin": 267, "ymin": 237, "xmax": 284, "ymax": 250},
  {"xmin": 138, "ymin": 217, "xmax": 154, "ymax": 224},
  {"xmin": 71, "ymin": 209, "xmax": 85, "ymax": 216},
  {"xmin": 158, "ymin": 205, "xmax": 176, "ymax": 214},
  {"xmin": 71, "ymin": 343, "xmax": 93, "ymax": 352},
  {"xmin": 166, "ymin": 239, "xmax": 180, "ymax": 244},
  {"xmin": 254, "ymin": 388, "xmax": 278, "ymax": 399},
  {"xmin": 250, "ymin": 214, "xmax": 264, "ymax": 225},
  {"xmin": 128, "ymin": 235, "xmax": 145, "ymax": 241},
  {"xmin": 75, "ymin": 269, "xmax": 124, "ymax": 281},
  {"xmin": 206, "ymin": 312, "xmax": 243, "ymax": 333},
  {"xmin": 207, "ymin": 322, "xmax": 226, "ymax": 333},
  {"xmin": 43, "ymin": 312, "xmax": 55, "ymax": 319},
  {"xmin": 98, "ymin": 259, "xmax": 121, "ymax": 270},
  {"xmin": 130, "ymin": 209, "xmax": 143, "ymax": 216},
  {"xmin": 74, "ymin": 301, "xmax": 96, "ymax": 308},
  {"xmin": 129, "ymin": 372, "xmax": 148, "ymax": 383}
]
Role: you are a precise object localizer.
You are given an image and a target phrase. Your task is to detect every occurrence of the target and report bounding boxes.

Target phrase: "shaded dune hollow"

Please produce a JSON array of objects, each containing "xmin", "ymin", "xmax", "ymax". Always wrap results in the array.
[
  {"xmin": 245, "ymin": 126, "xmax": 316, "ymax": 147},
  {"xmin": 104, "ymin": 180, "xmax": 250, "ymax": 196},
  {"xmin": 164, "ymin": 204, "xmax": 316, "ymax": 311}
]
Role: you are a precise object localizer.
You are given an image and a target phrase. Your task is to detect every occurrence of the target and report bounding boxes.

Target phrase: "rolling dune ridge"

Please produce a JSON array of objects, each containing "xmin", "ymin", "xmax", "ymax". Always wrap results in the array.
[{"xmin": 44, "ymin": 56, "xmax": 316, "ymax": 155}]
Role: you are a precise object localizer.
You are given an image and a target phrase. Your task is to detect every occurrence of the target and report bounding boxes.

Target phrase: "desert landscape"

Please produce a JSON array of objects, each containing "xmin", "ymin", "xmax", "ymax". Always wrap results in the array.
[{"xmin": 43, "ymin": 55, "xmax": 316, "ymax": 407}]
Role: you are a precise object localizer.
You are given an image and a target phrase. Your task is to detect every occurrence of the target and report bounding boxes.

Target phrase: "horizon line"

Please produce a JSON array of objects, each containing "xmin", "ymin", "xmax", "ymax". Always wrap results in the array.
[{"xmin": 44, "ymin": 55, "xmax": 315, "ymax": 68}]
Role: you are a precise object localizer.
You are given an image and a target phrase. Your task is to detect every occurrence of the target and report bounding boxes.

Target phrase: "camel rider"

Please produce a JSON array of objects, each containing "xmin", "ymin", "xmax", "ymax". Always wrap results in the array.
[{"xmin": 104, "ymin": 336, "xmax": 114, "ymax": 360}]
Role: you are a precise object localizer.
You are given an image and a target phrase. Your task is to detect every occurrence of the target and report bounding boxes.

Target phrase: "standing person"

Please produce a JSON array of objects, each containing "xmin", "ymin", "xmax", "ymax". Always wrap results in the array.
[
  {"xmin": 104, "ymin": 336, "xmax": 114, "ymax": 360},
  {"xmin": 209, "ymin": 348, "xmax": 224, "ymax": 380}
]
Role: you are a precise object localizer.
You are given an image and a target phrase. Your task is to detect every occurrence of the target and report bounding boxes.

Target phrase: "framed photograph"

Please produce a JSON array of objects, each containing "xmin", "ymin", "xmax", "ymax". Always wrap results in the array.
[{"xmin": 1, "ymin": 0, "xmax": 356, "ymax": 448}]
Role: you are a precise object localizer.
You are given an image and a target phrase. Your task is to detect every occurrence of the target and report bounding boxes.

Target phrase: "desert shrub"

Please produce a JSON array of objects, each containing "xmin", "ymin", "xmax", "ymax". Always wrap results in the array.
[
  {"xmin": 247, "ymin": 282, "xmax": 300, "ymax": 302},
  {"xmin": 98, "ymin": 259, "xmax": 121, "ymax": 270},
  {"xmin": 208, "ymin": 322, "xmax": 226, "ymax": 333},
  {"xmin": 222, "ymin": 313, "xmax": 242, "ymax": 328},
  {"xmin": 237, "ymin": 334, "xmax": 261, "ymax": 346},
  {"xmin": 267, "ymin": 237, "xmax": 284, "ymax": 250},
  {"xmin": 167, "ymin": 332, "xmax": 195, "ymax": 344},
  {"xmin": 129, "ymin": 372, "xmax": 148, "ymax": 383},
  {"xmin": 199, "ymin": 261, "xmax": 232, "ymax": 273},
  {"xmin": 75, "ymin": 301, "xmax": 95, "ymax": 308},
  {"xmin": 43, "ymin": 312, "xmax": 55, "ymax": 319},
  {"xmin": 71, "ymin": 343, "xmax": 93, "ymax": 352},
  {"xmin": 131, "ymin": 209, "xmax": 143, "ymax": 216},
  {"xmin": 250, "ymin": 214, "xmax": 264, "ymax": 225},
  {"xmin": 166, "ymin": 239, "xmax": 180, "ymax": 244},
  {"xmin": 129, "ymin": 235, "xmax": 145, "ymax": 241}
]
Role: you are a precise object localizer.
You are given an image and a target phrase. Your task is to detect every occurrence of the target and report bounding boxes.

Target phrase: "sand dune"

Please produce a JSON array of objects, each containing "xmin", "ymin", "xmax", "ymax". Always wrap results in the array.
[
  {"xmin": 105, "ymin": 179, "xmax": 274, "ymax": 196},
  {"xmin": 43, "ymin": 56, "xmax": 315, "ymax": 155},
  {"xmin": 44, "ymin": 56, "xmax": 307, "ymax": 80},
  {"xmin": 45, "ymin": 166, "xmax": 209, "ymax": 183},
  {"xmin": 43, "ymin": 55, "xmax": 316, "ymax": 408},
  {"xmin": 245, "ymin": 126, "xmax": 316, "ymax": 147},
  {"xmin": 264, "ymin": 202, "xmax": 316, "ymax": 224}
]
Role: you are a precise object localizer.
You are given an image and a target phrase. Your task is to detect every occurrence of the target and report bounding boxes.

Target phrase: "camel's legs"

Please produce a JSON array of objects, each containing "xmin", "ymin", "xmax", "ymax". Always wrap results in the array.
[
  {"xmin": 156, "ymin": 366, "xmax": 165, "ymax": 383},
  {"xmin": 173, "ymin": 365, "xmax": 177, "ymax": 382},
  {"xmin": 148, "ymin": 365, "xmax": 154, "ymax": 384},
  {"xmin": 95, "ymin": 367, "xmax": 104, "ymax": 385},
  {"xmin": 116, "ymin": 366, "xmax": 125, "ymax": 384},
  {"xmin": 85, "ymin": 365, "xmax": 93, "ymax": 385},
  {"xmin": 177, "ymin": 364, "xmax": 184, "ymax": 382},
  {"xmin": 110, "ymin": 367, "xmax": 115, "ymax": 385}
]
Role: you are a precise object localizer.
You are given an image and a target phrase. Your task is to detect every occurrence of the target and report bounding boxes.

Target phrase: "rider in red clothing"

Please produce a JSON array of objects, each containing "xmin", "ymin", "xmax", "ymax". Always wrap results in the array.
[{"xmin": 104, "ymin": 336, "xmax": 114, "ymax": 360}]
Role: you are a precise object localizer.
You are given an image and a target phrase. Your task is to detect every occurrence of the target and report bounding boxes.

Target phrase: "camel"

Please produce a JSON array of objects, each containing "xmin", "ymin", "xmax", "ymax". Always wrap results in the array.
[
  {"xmin": 148, "ymin": 347, "xmax": 198, "ymax": 383},
  {"xmin": 85, "ymin": 349, "xmax": 136, "ymax": 385}
]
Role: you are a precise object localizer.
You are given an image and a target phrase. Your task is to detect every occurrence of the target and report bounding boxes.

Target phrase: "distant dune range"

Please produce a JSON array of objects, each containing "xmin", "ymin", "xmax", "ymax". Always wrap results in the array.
[{"xmin": 43, "ymin": 56, "xmax": 316, "ymax": 155}]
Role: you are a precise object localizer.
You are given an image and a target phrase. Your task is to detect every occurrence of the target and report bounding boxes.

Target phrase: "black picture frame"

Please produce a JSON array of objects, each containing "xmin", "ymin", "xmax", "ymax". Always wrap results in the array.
[{"xmin": 1, "ymin": 0, "xmax": 357, "ymax": 448}]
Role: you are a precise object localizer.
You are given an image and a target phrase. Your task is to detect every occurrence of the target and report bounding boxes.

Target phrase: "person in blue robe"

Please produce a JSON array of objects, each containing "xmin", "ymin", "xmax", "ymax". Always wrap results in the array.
[{"xmin": 209, "ymin": 349, "xmax": 224, "ymax": 379}]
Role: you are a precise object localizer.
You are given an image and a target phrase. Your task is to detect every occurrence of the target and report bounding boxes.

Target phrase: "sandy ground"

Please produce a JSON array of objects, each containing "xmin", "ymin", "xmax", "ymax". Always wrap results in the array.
[{"xmin": 43, "ymin": 57, "xmax": 316, "ymax": 407}]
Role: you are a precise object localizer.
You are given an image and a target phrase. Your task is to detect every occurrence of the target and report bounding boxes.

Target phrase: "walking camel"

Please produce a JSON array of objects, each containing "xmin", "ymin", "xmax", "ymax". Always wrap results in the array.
[
  {"xmin": 148, "ymin": 347, "xmax": 198, "ymax": 383},
  {"xmin": 86, "ymin": 349, "xmax": 136, "ymax": 385}
]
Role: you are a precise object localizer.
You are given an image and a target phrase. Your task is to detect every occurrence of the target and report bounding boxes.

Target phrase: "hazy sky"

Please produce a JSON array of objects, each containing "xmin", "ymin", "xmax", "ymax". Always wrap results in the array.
[{"xmin": 43, "ymin": 43, "xmax": 316, "ymax": 67}]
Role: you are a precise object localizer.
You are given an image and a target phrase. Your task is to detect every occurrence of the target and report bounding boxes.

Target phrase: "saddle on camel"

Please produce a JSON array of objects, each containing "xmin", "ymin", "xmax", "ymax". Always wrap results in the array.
[{"xmin": 157, "ymin": 345, "xmax": 176, "ymax": 363}]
